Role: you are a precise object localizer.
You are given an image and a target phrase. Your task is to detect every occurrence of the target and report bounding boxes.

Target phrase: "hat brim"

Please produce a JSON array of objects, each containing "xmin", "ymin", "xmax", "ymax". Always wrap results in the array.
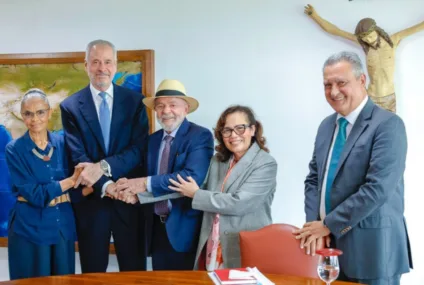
[{"xmin": 143, "ymin": 96, "xmax": 199, "ymax": 113}]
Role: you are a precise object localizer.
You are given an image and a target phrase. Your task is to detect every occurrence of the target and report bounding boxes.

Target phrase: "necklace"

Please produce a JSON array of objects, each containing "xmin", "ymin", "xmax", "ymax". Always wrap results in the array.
[{"xmin": 32, "ymin": 147, "xmax": 54, "ymax": 162}]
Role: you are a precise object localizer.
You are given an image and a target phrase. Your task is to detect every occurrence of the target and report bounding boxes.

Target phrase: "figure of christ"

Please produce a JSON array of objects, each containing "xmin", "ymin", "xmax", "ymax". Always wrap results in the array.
[{"xmin": 305, "ymin": 4, "xmax": 424, "ymax": 113}]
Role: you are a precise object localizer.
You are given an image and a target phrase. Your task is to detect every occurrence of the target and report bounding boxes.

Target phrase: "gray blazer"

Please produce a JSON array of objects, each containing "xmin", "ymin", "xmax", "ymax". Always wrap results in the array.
[
  {"xmin": 192, "ymin": 142, "xmax": 277, "ymax": 269},
  {"xmin": 305, "ymin": 99, "xmax": 413, "ymax": 279}
]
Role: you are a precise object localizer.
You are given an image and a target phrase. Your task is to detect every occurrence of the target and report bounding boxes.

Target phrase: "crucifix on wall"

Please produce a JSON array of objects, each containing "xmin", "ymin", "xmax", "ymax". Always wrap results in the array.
[{"xmin": 304, "ymin": 4, "xmax": 424, "ymax": 113}]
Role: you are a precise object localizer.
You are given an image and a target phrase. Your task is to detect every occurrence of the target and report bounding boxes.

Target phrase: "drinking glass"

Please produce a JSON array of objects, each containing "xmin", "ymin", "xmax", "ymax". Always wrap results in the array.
[{"xmin": 316, "ymin": 248, "xmax": 343, "ymax": 285}]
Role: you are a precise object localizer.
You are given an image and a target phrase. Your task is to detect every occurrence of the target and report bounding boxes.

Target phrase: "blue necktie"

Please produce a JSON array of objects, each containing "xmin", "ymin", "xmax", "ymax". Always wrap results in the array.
[
  {"xmin": 98, "ymin": 92, "xmax": 111, "ymax": 153},
  {"xmin": 325, "ymin": 117, "xmax": 348, "ymax": 215}
]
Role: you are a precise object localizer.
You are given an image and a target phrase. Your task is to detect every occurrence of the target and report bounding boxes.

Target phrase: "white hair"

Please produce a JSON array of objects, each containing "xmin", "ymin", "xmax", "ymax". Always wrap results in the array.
[
  {"xmin": 85, "ymin": 39, "xmax": 117, "ymax": 61},
  {"xmin": 323, "ymin": 51, "xmax": 365, "ymax": 78},
  {"xmin": 21, "ymin": 88, "xmax": 50, "ymax": 109}
]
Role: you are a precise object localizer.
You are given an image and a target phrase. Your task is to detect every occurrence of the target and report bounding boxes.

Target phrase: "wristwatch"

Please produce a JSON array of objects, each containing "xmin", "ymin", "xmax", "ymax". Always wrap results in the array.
[{"xmin": 100, "ymin": 160, "xmax": 112, "ymax": 177}]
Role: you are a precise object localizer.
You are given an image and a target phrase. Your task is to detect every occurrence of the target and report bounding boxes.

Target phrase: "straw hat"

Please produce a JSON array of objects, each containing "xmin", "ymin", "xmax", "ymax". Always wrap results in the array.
[{"xmin": 142, "ymin": 79, "xmax": 199, "ymax": 113}]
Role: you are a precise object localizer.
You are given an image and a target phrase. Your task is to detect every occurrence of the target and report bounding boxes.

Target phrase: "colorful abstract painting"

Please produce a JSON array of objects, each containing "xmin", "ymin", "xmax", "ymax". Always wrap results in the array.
[{"xmin": 0, "ymin": 61, "xmax": 142, "ymax": 236}]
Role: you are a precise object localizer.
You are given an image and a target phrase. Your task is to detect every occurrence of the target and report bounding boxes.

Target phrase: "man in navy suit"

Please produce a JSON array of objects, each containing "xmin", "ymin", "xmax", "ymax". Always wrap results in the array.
[
  {"xmin": 294, "ymin": 52, "xmax": 412, "ymax": 285},
  {"xmin": 60, "ymin": 40, "xmax": 149, "ymax": 273},
  {"xmin": 116, "ymin": 79, "xmax": 214, "ymax": 270}
]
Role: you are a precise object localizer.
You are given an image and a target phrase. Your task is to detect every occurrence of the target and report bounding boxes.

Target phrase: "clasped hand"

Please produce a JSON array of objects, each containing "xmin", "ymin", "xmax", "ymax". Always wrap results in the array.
[
  {"xmin": 73, "ymin": 162, "xmax": 104, "ymax": 188},
  {"xmin": 69, "ymin": 167, "xmax": 93, "ymax": 196},
  {"xmin": 292, "ymin": 221, "xmax": 331, "ymax": 256},
  {"xmin": 109, "ymin": 177, "xmax": 147, "ymax": 204}
]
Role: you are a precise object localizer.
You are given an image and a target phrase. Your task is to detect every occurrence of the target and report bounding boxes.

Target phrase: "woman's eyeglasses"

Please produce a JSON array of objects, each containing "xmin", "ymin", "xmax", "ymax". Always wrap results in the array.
[
  {"xmin": 220, "ymin": 124, "xmax": 251, "ymax": 138},
  {"xmin": 21, "ymin": 109, "xmax": 50, "ymax": 120}
]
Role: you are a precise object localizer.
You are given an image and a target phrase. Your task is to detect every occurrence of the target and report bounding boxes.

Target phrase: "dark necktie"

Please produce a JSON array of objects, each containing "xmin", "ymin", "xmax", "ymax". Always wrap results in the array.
[{"xmin": 154, "ymin": 135, "xmax": 174, "ymax": 216}]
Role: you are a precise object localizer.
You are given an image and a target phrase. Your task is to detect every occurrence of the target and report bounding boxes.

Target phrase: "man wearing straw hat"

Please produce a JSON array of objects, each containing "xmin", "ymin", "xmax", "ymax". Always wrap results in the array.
[{"xmin": 117, "ymin": 79, "xmax": 214, "ymax": 270}]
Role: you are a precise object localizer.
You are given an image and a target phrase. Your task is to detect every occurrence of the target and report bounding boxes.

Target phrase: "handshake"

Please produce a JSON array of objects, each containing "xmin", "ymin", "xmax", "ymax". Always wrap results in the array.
[
  {"xmin": 69, "ymin": 162, "xmax": 147, "ymax": 204},
  {"xmin": 103, "ymin": 177, "xmax": 147, "ymax": 204}
]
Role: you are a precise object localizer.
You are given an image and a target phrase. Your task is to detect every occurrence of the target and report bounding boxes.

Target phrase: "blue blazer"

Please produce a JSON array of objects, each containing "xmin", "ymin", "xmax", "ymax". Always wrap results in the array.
[
  {"xmin": 148, "ymin": 119, "xmax": 213, "ymax": 252},
  {"xmin": 305, "ymin": 99, "xmax": 413, "ymax": 279},
  {"xmin": 6, "ymin": 132, "xmax": 76, "ymax": 245},
  {"xmin": 60, "ymin": 84, "xmax": 149, "ymax": 201}
]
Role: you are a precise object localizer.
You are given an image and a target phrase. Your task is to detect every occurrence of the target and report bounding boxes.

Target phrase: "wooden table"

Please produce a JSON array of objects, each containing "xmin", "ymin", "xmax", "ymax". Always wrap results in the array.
[{"xmin": 0, "ymin": 271, "xmax": 359, "ymax": 284}]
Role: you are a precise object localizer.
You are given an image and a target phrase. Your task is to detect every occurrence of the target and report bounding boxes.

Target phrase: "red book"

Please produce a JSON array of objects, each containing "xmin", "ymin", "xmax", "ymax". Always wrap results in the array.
[{"xmin": 213, "ymin": 268, "xmax": 257, "ymax": 284}]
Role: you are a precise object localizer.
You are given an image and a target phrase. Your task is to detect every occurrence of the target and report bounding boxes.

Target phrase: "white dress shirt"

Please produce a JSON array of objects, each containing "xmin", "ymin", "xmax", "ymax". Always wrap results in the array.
[{"xmin": 320, "ymin": 96, "xmax": 369, "ymax": 219}]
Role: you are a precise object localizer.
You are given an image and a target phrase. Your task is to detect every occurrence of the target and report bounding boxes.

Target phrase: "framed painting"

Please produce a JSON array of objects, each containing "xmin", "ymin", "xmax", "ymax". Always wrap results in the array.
[{"xmin": 0, "ymin": 50, "xmax": 155, "ymax": 250}]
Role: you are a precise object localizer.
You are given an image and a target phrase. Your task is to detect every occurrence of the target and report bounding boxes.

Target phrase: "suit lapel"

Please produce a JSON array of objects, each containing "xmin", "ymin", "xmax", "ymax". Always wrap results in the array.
[
  {"xmin": 148, "ymin": 131, "xmax": 163, "ymax": 175},
  {"xmin": 109, "ymin": 84, "xmax": 126, "ymax": 153},
  {"xmin": 223, "ymin": 143, "xmax": 260, "ymax": 193},
  {"xmin": 79, "ymin": 86, "xmax": 107, "ymax": 154},
  {"xmin": 334, "ymin": 99, "xmax": 374, "ymax": 176},
  {"xmin": 217, "ymin": 160, "xmax": 230, "ymax": 192},
  {"xmin": 318, "ymin": 114, "xmax": 337, "ymax": 183},
  {"xmin": 169, "ymin": 119, "xmax": 190, "ymax": 172}
]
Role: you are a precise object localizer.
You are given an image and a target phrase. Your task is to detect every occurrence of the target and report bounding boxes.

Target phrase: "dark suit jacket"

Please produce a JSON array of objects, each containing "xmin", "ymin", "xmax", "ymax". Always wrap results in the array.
[
  {"xmin": 60, "ymin": 84, "xmax": 149, "ymax": 201},
  {"xmin": 147, "ymin": 118, "xmax": 213, "ymax": 252},
  {"xmin": 305, "ymin": 99, "xmax": 413, "ymax": 279}
]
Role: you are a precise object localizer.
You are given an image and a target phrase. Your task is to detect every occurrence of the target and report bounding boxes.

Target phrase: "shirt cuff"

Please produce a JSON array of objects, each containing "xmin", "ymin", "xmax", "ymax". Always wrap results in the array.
[
  {"xmin": 101, "ymin": 180, "xmax": 114, "ymax": 198},
  {"xmin": 147, "ymin": 176, "xmax": 152, "ymax": 193}
]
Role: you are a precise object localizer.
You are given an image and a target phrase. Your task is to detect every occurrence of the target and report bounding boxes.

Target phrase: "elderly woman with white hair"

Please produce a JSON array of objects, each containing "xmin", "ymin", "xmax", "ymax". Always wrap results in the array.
[{"xmin": 6, "ymin": 89, "xmax": 81, "ymax": 280}]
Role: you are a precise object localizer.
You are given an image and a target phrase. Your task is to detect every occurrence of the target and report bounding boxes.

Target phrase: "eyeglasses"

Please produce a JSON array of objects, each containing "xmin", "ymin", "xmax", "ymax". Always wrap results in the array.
[
  {"xmin": 21, "ymin": 109, "xmax": 50, "ymax": 120},
  {"xmin": 220, "ymin": 124, "xmax": 251, "ymax": 138}
]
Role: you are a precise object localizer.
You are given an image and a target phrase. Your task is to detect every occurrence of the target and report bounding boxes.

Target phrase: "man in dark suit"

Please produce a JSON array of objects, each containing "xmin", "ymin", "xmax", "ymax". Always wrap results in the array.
[
  {"xmin": 294, "ymin": 51, "xmax": 412, "ymax": 285},
  {"xmin": 60, "ymin": 39, "xmax": 149, "ymax": 273},
  {"xmin": 116, "ymin": 79, "xmax": 214, "ymax": 270}
]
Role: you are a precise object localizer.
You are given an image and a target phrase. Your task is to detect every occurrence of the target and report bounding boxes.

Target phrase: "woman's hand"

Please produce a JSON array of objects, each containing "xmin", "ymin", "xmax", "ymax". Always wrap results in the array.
[
  {"xmin": 70, "ymin": 167, "xmax": 83, "ymax": 186},
  {"xmin": 60, "ymin": 167, "xmax": 83, "ymax": 192},
  {"xmin": 168, "ymin": 174, "xmax": 199, "ymax": 198}
]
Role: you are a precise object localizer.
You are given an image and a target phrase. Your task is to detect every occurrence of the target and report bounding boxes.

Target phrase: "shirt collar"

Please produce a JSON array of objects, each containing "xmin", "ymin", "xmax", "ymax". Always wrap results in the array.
[
  {"xmin": 90, "ymin": 83, "xmax": 114, "ymax": 99},
  {"xmin": 162, "ymin": 124, "xmax": 181, "ymax": 140},
  {"xmin": 337, "ymin": 96, "xmax": 368, "ymax": 126}
]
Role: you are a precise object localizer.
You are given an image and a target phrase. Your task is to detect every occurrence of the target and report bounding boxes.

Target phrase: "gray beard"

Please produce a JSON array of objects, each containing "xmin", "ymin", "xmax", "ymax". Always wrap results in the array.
[{"xmin": 158, "ymin": 117, "xmax": 184, "ymax": 133}]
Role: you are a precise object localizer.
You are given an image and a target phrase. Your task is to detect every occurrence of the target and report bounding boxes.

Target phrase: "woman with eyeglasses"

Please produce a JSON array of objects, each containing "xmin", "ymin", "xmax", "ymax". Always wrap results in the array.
[
  {"xmin": 169, "ymin": 105, "xmax": 277, "ymax": 270},
  {"xmin": 5, "ymin": 89, "xmax": 81, "ymax": 280}
]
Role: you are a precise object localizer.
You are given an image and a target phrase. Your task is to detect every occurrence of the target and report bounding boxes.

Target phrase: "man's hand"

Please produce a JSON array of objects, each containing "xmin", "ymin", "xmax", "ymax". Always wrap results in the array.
[
  {"xmin": 117, "ymin": 191, "xmax": 139, "ymax": 204},
  {"xmin": 293, "ymin": 221, "xmax": 331, "ymax": 255},
  {"xmin": 116, "ymin": 177, "xmax": 146, "ymax": 194},
  {"xmin": 301, "ymin": 235, "xmax": 331, "ymax": 256},
  {"xmin": 74, "ymin": 162, "xmax": 104, "ymax": 188},
  {"xmin": 105, "ymin": 183, "xmax": 118, "ymax": 199}
]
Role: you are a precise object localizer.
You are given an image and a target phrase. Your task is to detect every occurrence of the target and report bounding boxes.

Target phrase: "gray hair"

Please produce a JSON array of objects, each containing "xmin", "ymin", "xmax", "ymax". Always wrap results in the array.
[
  {"xmin": 85, "ymin": 39, "xmax": 117, "ymax": 61},
  {"xmin": 323, "ymin": 51, "xmax": 365, "ymax": 78},
  {"xmin": 21, "ymin": 88, "xmax": 50, "ymax": 109}
]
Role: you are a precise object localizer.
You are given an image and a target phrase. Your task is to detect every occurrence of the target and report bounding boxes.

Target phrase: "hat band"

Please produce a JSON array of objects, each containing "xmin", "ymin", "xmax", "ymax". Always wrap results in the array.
[{"xmin": 156, "ymin": 89, "xmax": 186, "ymax": 97}]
